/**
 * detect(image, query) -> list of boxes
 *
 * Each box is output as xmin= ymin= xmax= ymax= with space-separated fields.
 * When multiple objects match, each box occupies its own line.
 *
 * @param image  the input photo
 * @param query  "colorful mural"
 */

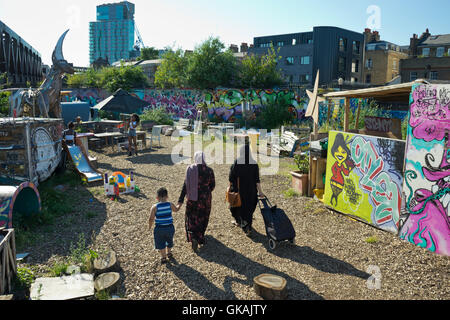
xmin=64 ymin=88 xmax=308 ymax=123
xmin=400 ymin=84 xmax=450 ymax=256
xmin=324 ymin=131 xmax=405 ymax=233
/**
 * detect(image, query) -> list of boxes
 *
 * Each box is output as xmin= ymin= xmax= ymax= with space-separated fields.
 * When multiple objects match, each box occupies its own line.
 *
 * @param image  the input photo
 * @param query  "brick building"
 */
xmin=400 ymin=29 xmax=450 ymax=82
xmin=363 ymin=29 xmax=408 ymax=85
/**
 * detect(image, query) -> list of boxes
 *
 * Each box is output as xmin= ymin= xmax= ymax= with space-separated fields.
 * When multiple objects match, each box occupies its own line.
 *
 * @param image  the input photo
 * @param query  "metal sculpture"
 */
xmin=9 ymin=30 xmax=74 ymax=119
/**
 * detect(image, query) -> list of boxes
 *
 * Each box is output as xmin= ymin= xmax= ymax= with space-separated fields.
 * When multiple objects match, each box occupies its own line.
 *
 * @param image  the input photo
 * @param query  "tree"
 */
xmin=66 ymin=65 xmax=149 ymax=92
xmin=186 ymin=37 xmax=238 ymax=90
xmin=239 ymin=44 xmax=285 ymax=89
xmin=138 ymin=47 xmax=160 ymax=61
xmin=154 ymin=48 xmax=188 ymax=89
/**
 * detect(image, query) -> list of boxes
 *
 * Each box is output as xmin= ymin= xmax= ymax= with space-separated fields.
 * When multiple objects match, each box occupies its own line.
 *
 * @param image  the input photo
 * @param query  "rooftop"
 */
xmin=419 ymin=34 xmax=450 ymax=46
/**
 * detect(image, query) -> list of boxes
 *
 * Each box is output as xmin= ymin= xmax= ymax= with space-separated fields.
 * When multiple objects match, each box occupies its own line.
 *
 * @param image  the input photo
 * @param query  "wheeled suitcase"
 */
xmin=258 ymin=197 xmax=296 ymax=250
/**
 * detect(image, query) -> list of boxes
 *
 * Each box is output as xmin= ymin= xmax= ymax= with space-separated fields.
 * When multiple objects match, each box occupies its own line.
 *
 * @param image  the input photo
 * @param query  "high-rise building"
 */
xmin=89 ymin=1 xmax=136 ymax=65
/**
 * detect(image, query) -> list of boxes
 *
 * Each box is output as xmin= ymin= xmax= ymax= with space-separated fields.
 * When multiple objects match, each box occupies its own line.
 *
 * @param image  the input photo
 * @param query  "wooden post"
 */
xmin=344 ymin=97 xmax=350 ymax=133
xmin=326 ymin=100 xmax=332 ymax=127
xmin=354 ymin=99 xmax=362 ymax=131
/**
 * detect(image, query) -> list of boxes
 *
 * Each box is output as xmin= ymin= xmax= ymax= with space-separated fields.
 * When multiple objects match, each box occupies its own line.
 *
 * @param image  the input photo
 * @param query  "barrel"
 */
xmin=0 ymin=182 xmax=41 ymax=228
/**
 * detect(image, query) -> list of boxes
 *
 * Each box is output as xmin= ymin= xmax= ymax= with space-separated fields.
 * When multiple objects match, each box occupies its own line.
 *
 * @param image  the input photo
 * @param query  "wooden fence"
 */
xmin=0 ymin=228 xmax=16 ymax=295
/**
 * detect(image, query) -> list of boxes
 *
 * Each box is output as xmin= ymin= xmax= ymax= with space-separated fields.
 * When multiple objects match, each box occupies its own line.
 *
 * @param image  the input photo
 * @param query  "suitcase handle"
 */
xmin=258 ymin=197 xmax=274 ymax=210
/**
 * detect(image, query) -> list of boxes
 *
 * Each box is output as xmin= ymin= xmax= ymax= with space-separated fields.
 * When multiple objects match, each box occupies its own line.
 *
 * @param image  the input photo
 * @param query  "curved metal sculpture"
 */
xmin=9 ymin=30 xmax=74 ymax=119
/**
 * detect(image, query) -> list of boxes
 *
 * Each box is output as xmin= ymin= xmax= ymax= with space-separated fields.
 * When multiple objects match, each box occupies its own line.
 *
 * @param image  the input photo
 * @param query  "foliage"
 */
xmin=66 ymin=65 xmax=149 ymax=93
xmin=243 ymin=99 xmax=293 ymax=129
xmin=186 ymin=37 xmax=238 ymax=90
xmin=138 ymin=47 xmax=160 ymax=61
xmin=140 ymin=107 xmax=174 ymax=125
xmin=0 ymin=72 xmax=11 ymax=89
xmin=154 ymin=48 xmax=188 ymax=89
xmin=365 ymin=236 xmax=378 ymax=244
xmin=49 ymin=262 xmax=69 ymax=277
xmin=69 ymin=233 xmax=98 ymax=273
xmin=0 ymin=91 xmax=11 ymax=116
xmin=294 ymin=153 xmax=309 ymax=174
xmin=283 ymin=188 xmax=300 ymax=198
xmin=401 ymin=116 xmax=409 ymax=140
xmin=15 ymin=267 xmax=35 ymax=289
xmin=239 ymin=44 xmax=285 ymax=88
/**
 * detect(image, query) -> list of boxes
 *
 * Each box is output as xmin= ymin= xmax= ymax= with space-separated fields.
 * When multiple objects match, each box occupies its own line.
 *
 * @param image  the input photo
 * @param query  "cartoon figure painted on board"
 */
xmin=330 ymin=133 xmax=356 ymax=207
xmin=401 ymin=132 xmax=450 ymax=255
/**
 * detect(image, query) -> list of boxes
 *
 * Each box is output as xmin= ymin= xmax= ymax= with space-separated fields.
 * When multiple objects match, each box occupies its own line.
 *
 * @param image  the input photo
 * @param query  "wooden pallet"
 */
xmin=0 ymin=229 xmax=17 ymax=295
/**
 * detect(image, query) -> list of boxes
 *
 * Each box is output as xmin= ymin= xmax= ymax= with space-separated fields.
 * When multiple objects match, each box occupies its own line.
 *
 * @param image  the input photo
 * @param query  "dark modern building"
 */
xmin=0 ymin=20 xmax=43 ymax=87
xmin=249 ymin=26 xmax=365 ymax=88
xmin=89 ymin=1 xmax=136 ymax=65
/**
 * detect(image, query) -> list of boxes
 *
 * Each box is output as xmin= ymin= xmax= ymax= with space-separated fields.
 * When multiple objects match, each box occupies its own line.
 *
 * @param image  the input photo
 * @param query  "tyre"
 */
xmin=268 ymin=239 xmax=277 ymax=250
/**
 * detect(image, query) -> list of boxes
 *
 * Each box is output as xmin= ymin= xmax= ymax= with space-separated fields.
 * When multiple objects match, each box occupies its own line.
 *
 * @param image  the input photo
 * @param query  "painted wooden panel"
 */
xmin=324 ymin=131 xmax=405 ymax=233
xmin=400 ymin=84 xmax=450 ymax=256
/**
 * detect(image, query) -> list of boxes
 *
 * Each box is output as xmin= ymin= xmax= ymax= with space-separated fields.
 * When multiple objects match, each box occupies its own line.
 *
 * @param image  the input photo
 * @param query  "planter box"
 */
xmin=290 ymin=171 xmax=309 ymax=196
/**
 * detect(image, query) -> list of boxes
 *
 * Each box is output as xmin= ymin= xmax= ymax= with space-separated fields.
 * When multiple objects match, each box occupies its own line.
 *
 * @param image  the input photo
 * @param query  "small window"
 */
xmin=366 ymin=58 xmax=373 ymax=69
xmin=393 ymin=59 xmax=398 ymax=70
xmin=410 ymin=72 xmax=418 ymax=81
xmin=300 ymin=56 xmax=310 ymax=65
xmin=339 ymin=38 xmax=347 ymax=52
xmin=353 ymin=41 xmax=360 ymax=54
xmin=430 ymin=71 xmax=438 ymax=80
xmin=292 ymin=39 xmax=297 ymax=45
xmin=422 ymin=48 xmax=430 ymax=57
xmin=308 ymin=39 xmax=314 ymax=44
xmin=338 ymin=57 xmax=346 ymax=72
xmin=277 ymin=41 xmax=284 ymax=47
xmin=286 ymin=57 xmax=294 ymax=65
xmin=366 ymin=74 xmax=372 ymax=84
xmin=437 ymin=47 xmax=445 ymax=57
xmin=351 ymin=77 xmax=357 ymax=83
xmin=352 ymin=59 xmax=359 ymax=73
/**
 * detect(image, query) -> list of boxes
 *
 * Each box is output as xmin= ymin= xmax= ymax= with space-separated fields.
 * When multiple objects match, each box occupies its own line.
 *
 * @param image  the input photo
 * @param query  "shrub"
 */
xmin=294 ymin=153 xmax=309 ymax=174
xmin=140 ymin=107 xmax=174 ymax=126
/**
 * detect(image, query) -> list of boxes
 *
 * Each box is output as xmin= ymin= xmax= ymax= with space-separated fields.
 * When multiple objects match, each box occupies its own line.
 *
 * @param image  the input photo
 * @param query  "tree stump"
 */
xmin=94 ymin=272 xmax=120 ymax=292
xmin=93 ymin=250 xmax=117 ymax=275
xmin=253 ymin=274 xmax=287 ymax=300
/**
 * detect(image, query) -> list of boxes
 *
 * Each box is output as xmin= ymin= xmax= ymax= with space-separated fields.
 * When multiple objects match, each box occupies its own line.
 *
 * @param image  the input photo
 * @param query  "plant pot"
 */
xmin=290 ymin=171 xmax=309 ymax=196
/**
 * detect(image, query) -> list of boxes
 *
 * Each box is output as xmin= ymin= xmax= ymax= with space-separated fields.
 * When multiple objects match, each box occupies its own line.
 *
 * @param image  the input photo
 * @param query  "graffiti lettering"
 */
xmin=365 ymin=116 xmax=393 ymax=133
xmin=351 ymin=136 xmax=401 ymax=226
xmin=344 ymin=178 xmax=362 ymax=205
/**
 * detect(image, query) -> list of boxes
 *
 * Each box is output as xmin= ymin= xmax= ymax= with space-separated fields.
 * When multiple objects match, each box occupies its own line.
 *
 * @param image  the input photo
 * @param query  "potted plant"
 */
xmin=290 ymin=153 xmax=309 ymax=196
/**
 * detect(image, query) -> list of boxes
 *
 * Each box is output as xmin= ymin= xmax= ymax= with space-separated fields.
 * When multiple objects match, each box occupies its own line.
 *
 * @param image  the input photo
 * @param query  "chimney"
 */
xmin=420 ymin=28 xmax=431 ymax=41
xmin=409 ymin=34 xmax=419 ymax=57
xmin=364 ymin=28 xmax=373 ymax=44
xmin=373 ymin=31 xmax=380 ymax=42
xmin=229 ymin=44 xmax=239 ymax=53
xmin=240 ymin=43 xmax=249 ymax=53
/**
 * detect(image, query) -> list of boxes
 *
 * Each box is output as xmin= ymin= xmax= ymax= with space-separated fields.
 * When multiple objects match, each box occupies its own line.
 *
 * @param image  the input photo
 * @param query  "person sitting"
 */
xmin=63 ymin=122 xmax=77 ymax=146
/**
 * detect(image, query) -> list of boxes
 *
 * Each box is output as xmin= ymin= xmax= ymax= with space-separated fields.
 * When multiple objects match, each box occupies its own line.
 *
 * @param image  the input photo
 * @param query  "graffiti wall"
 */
xmin=64 ymin=88 xmax=308 ymax=123
xmin=400 ymin=84 xmax=450 ymax=256
xmin=324 ymin=131 xmax=405 ymax=233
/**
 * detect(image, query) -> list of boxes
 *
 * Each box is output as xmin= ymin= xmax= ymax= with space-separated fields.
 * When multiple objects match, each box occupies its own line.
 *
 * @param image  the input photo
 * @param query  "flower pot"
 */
xmin=290 ymin=171 xmax=309 ymax=196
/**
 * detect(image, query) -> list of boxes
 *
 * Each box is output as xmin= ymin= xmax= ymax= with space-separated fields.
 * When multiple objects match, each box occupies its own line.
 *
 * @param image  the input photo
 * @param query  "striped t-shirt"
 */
xmin=155 ymin=202 xmax=173 ymax=226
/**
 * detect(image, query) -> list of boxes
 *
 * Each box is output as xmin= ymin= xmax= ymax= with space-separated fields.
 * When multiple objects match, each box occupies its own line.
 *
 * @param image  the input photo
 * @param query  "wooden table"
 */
xmin=94 ymin=132 xmax=125 ymax=147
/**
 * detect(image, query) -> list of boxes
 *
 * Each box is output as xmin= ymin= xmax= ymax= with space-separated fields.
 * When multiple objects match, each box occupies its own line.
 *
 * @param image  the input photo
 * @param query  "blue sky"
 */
xmin=1 ymin=0 xmax=450 ymax=67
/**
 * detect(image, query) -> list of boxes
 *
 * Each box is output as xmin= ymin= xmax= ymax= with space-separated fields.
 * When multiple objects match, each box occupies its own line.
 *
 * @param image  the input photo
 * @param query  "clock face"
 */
xmin=33 ymin=127 xmax=59 ymax=181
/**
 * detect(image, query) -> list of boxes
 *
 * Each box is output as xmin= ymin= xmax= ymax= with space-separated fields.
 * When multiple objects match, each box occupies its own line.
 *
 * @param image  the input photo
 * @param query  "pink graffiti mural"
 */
xmin=401 ymin=84 xmax=450 ymax=256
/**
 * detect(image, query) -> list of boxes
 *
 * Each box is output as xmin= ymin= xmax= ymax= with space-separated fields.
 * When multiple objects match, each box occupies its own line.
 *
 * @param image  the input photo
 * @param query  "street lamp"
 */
xmin=338 ymin=77 xmax=344 ymax=91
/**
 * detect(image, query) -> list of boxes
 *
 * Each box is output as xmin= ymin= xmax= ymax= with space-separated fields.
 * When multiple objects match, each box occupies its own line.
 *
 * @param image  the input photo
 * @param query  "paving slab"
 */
xmin=30 ymin=274 xmax=94 ymax=300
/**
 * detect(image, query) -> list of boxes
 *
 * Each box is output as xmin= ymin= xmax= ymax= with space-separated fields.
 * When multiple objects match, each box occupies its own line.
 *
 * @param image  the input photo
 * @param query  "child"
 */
xmin=128 ymin=113 xmax=140 ymax=157
xmin=63 ymin=122 xmax=77 ymax=146
xmin=149 ymin=188 xmax=182 ymax=264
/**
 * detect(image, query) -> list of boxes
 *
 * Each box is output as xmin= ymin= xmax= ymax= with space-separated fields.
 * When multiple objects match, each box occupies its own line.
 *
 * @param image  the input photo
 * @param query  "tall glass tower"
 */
xmin=89 ymin=1 xmax=136 ymax=65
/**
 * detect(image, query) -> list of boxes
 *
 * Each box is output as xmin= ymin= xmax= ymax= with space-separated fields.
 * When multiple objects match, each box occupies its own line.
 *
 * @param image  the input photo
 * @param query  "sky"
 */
xmin=1 ymin=0 xmax=450 ymax=67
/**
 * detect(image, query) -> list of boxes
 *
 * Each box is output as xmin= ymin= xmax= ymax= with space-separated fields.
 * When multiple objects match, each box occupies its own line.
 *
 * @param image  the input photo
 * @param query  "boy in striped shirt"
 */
xmin=149 ymin=188 xmax=182 ymax=264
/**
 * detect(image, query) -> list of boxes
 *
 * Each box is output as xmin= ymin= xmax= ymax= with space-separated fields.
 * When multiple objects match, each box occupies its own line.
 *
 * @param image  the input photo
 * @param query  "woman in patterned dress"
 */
xmin=178 ymin=151 xmax=216 ymax=251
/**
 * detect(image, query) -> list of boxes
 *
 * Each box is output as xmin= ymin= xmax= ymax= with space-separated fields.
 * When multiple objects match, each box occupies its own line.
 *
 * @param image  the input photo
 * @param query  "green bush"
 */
xmin=140 ymin=107 xmax=174 ymax=126
xmin=0 ymin=91 xmax=11 ymax=116
xmin=294 ymin=153 xmax=309 ymax=174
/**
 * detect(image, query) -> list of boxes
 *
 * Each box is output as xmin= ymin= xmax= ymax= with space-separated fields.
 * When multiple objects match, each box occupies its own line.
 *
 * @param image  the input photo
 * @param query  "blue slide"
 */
xmin=66 ymin=145 xmax=103 ymax=183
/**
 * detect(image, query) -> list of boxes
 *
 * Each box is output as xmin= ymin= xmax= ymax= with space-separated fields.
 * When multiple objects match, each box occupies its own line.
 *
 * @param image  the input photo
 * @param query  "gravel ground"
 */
xmin=19 ymin=136 xmax=450 ymax=300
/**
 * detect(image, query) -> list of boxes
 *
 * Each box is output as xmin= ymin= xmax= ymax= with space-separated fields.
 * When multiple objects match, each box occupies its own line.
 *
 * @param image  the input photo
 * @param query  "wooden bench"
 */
xmin=272 ymin=131 xmax=305 ymax=157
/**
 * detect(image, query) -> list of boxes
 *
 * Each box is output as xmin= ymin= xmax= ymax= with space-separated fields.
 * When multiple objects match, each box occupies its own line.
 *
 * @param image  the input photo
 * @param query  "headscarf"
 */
xmin=236 ymin=144 xmax=256 ymax=165
xmin=186 ymin=151 xmax=206 ymax=201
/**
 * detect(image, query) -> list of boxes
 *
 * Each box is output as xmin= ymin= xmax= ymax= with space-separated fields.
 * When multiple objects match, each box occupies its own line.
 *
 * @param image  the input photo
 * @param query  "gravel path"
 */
xmin=20 ymin=136 xmax=450 ymax=300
